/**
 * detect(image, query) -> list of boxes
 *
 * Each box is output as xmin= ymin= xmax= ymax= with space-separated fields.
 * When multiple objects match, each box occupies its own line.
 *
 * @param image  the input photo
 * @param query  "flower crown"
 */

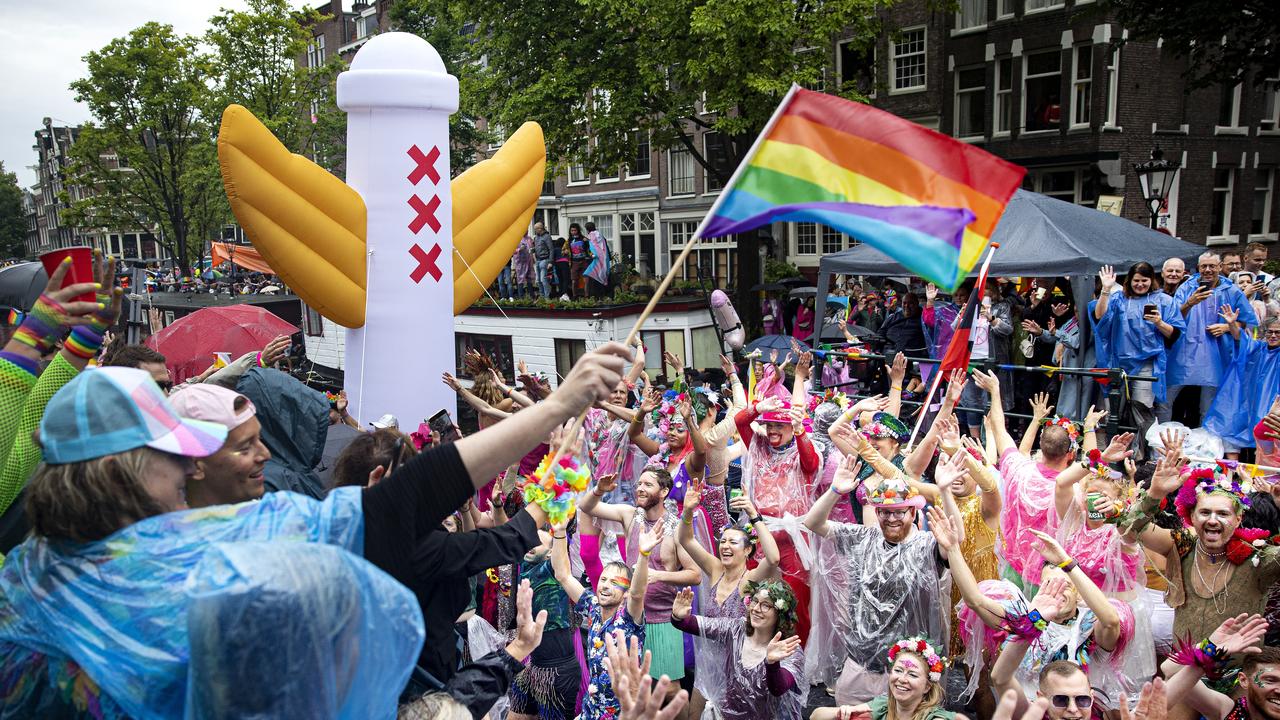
xmin=887 ymin=636 xmax=945 ymax=682
xmin=1042 ymin=415 xmax=1081 ymax=450
xmin=742 ymin=579 xmax=798 ymax=632
xmin=1174 ymin=462 xmax=1253 ymax=526
xmin=820 ymin=388 xmax=850 ymax=410
xmin=729 ymin=520 xmax=761 ymax=553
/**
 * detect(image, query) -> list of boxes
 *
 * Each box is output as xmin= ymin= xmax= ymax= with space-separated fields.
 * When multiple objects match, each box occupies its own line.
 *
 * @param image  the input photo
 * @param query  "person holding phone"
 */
xmin=1093 ymin=262 xmax=1184 ymax=442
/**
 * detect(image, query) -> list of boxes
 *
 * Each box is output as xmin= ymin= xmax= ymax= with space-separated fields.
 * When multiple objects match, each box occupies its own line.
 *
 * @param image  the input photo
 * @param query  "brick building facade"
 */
xmin=298 ymin=0 xmax=1280 ymax=286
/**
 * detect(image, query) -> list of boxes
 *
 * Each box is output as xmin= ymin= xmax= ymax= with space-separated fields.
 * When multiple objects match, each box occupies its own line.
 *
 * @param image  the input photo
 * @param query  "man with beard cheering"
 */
xmin=803 ymin=453 xmax=958 ymax=707
xmin=579 ymin=466 xmax=701 ymax=692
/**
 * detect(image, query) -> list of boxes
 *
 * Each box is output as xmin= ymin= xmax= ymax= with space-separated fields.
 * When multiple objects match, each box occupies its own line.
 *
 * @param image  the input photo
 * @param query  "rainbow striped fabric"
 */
xmin=702 ymin=87 xmax=1025 ymax=289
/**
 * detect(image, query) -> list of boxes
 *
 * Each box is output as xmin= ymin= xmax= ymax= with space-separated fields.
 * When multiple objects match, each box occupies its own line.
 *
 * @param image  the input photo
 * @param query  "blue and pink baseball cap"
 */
xmin=40 ymin=367 xmax=227 ymax=465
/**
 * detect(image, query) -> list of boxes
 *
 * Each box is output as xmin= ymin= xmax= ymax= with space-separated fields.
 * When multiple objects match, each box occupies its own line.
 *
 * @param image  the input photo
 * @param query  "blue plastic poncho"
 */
xmin=1168 ymin=274 xmax=1258 ymax=388
xmin=1096 ymin=290 xmax=1184 ymax=403
xmin=1204 ymin=334 xmax=1280 ymax=448
xmin=0 ymin=488 xmax=423 ymax=720
xmin=1088 ymin=298 xmax=1113 ymax=369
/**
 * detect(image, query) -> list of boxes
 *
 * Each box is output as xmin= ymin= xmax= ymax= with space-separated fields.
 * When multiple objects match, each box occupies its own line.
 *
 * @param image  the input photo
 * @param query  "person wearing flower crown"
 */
xmin=811 ymin=636 xmax=967 ymax=720
xmin=678 ymin=478 xmax=782 ymax=719
xmin=670 ymin=580 xmax=806 ymax=720
xmin=629 ymin=382 xmax=708 ymax=506
xmin=802 ymin=453 xmax=958 ymax=706
xmin=734 ymin=392 xmax=820 ymax=644
xmin=1125 ymin=438 xmax=1280 ymax=717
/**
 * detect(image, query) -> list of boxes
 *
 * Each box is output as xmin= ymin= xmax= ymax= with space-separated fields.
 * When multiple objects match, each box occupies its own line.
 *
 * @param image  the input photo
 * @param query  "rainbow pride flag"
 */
xmin=700 ymin=86 xmax=1025 ymax=289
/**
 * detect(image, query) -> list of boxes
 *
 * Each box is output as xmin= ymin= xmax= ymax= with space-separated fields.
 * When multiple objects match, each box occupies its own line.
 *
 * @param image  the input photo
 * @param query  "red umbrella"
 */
xmin=145 ymin=305 xmax=297 ymax=383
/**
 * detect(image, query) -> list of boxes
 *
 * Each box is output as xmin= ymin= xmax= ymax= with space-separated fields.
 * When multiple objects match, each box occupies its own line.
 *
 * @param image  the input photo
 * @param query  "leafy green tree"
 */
xmin=439 ymin=0 xmax=886 ymax=323
xmin=1096 ymin=0 xmax=1279 ymax=88
xmin=205 ymin=0 xmax=347 ymax=173
xmin=63 ymin=22 xmax=222 ymax=273
xmin=389 ymin=0 xmax=493 ymax=175
xmin=0 ymin=163 xmax=26 ymax=259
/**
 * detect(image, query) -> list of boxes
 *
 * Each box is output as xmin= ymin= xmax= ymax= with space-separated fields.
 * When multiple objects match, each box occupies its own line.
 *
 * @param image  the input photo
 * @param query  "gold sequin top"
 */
xmin=949 ymin=491 xmax=1001 ymax=658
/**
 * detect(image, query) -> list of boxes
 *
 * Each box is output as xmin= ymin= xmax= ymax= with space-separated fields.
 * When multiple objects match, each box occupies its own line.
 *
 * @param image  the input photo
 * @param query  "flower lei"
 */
xmin=1043 ymin=415 xmax=1081 ymax=451
xmin=1228 ymin=526 xmax=1271 ymax=567
xmin=887 ymin=636 xmax=946 ymax=682
xmin=520 ymin=453 xmax=592 ymax=525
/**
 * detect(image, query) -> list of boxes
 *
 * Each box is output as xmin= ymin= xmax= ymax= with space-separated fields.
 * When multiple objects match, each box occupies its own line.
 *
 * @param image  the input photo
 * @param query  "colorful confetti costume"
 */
xmin=671 ymin=615 xmax=806 ymax=720
xmin=575 ymin=589 xmax=645 ymax=720
xmin=0 ymin=490 xmax=420 ymax=719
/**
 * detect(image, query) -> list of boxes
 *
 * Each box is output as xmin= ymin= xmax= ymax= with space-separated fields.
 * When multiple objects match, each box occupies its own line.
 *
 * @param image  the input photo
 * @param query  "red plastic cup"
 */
xmin=39 ymin=246 xmax=96 ymax=303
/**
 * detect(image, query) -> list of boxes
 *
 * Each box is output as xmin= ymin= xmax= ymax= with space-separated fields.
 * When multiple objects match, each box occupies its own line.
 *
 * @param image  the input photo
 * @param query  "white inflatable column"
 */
xmin=338 ymin=33 xmax=458 ymax=429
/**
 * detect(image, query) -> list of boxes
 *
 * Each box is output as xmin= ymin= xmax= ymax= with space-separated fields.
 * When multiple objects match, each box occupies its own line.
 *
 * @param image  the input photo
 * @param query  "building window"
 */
xmin=796 ymin=48 xmax=828 ymax=92
xmin=995 ymin=58 xmax=1013 ymax=135
xmin=1261 ymin=79 xmax=1279 ymax=131
xmin=568 ymin=160 xmax=588 ymax=184
xmin=955 ymin=66 xmax=986 ymax=139
xmin=629 ymin=131 xmax=651 ymax=178
xmin=1253 ymin=169 xmax=1274 ymax=236
xmin=956 ymin=0 xmax=987 ymax=30
xmin=669 ymin=147 xmax=695 ymax=196
xmin=691 ymin=327 xmax=721 ymax=371
xmin=821 ymin=226 xmax=845 ymax=254
xmin=1071 ymin=45 xmax=1092 ymax=128
xmin=795 ymin=222 xmax=817 ymax=255
xmin=891 ymin=27 xmax=927 ymax=93
xmin=355 ymin=5 xmax=377 ymax=39
xmin=1023 ymin=50 xmax=1062 ymax=132
xmin=1103 ymin=46 xmax=1120 ymax=128
xmin=1211 ymin=168 xmax=1236 ymax=238
xmin=837 ymin=39 xmax=876 ymax=97
xmin=1218 ymin=84 xmax=1242 ymax=129
xmin=704 ymin=132 xmax=731 ymax=192
xmin=1025 ymin=0 xmax=1063 ymax=11
xmin=306 ymin=35 xmax=326 ymax=68
xmin=1024 ymin=167 xmax=1096 ymax=206
xmin=998 ymin=0 xmax=1016 ymax=19
xmin=620 ymin=212 xmax=657 ymax=275
xmin=304 ymin=303 xmax=324 ymax=337
xmin=554 ymin=339 xmax=587 ymax=381
xmin=455 ymin=333 xmax=514 ymax=380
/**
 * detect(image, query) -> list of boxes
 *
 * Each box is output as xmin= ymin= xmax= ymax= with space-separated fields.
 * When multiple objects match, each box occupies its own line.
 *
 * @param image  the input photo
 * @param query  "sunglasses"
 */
xmin=1050 ymin=694 xmax=1093 ymax=710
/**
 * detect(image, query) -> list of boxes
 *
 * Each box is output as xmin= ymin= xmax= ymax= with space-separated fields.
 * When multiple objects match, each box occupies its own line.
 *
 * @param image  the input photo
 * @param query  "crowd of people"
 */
xmin=0 ymin=247 xmax=1276 ymax=720
xmin=500 ymin=221 xmax=616 ymax=301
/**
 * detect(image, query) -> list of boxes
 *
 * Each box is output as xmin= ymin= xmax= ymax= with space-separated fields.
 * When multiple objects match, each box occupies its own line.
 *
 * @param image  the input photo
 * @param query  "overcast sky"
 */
xmin=1 ymin=0 xmax=309 ymax=189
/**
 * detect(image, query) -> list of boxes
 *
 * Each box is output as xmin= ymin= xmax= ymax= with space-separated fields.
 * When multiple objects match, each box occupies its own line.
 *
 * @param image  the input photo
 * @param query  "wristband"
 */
xmin=1004 ymin=606 xmax=1049 ymax=642
xmin=12 ymin=294 xmax=71 ymax=355
xmin=255 ymin=351 xmax=266 ymax=368
xmin=891 ymin=385 xmax=903 ymax=391
xmin=639 ymin=548 xmax=652 ymax=557
xmin=682 ymin=517 xmax=693 ymax=526
xmin=750 ymin=514 xmax=764 ymax=525
xmin=831 ymin=485 xmax=851 ymax=497
xmin=1058 ymin=559 xmax=1078 ymax=573
xmin=553 ymin=534 xmax=566 ymax=540
xmin=592 ymin=488 xmax=604 ymax=497
xmin=1170 ymin=637 xmax=1230 ymax=680
xmin=63 ymin=326 xmax=104 ymax=360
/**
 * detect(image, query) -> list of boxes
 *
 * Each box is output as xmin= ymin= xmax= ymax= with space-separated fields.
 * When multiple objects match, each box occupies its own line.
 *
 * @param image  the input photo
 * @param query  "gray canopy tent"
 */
xmin=809 ymin=189 xmax=1209 ymax=432
xmin=814 ymin=189 xmax=1208 ymax=347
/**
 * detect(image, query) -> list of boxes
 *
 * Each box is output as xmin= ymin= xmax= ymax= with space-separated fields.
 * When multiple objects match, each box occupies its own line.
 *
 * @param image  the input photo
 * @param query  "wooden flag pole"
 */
xmin=539 ymin=85 xmax=805 ymax=477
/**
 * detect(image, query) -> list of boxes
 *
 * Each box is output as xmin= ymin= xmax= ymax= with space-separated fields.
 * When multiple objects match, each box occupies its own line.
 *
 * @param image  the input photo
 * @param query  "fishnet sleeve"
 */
xmin=0 ymin=356 xmax=37 ymax=512
xmin=0 ymin=354 xmax=78 ymax=514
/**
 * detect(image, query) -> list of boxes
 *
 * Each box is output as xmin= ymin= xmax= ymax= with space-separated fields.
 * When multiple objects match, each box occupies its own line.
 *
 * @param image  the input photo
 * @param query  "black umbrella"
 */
xmin=748 ymin=282 xmax=787 ymax=292
xmin=778 ymin=277 xmax=810 ymax=287
xmin=0 ymin=263 xmax=47 ymax=312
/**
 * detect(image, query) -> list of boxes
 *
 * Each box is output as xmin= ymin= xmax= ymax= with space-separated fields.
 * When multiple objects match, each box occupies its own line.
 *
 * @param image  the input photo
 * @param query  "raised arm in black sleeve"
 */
xmin=445 ymin=650 xmax=525 ymax=720
xmin=362 ymin=442 xmax=473 ymax=585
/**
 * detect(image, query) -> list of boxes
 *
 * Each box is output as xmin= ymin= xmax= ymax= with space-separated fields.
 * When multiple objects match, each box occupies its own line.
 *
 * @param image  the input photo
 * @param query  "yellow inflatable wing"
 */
xmin=451 ymin=122 xmax=546 ymax=314
xmin=218 ymin=104 xmax=368 ymax=328
xmin=217 ymin=105 xmax=547 ymax=326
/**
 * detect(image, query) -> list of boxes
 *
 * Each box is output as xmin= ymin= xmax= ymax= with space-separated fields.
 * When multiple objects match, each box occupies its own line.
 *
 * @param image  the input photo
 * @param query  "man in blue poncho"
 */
xmin=1163 ymin=251 xmax=1258 ymax=425
xmin=1204 ymin=315 xmax=1280 ymax=457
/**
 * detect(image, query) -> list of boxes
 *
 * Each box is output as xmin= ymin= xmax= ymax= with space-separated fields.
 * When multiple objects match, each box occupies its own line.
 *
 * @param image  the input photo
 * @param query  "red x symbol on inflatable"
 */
xmin=408 ymin=194 xmax=441 ymax=234
xmin=409 ymin=243 xmax=442 ymax=284
xmin=407 ymin=145 xmax=441 ymax=185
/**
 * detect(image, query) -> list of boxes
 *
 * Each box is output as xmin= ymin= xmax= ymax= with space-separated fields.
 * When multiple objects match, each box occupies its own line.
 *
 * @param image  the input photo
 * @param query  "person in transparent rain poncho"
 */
xmin=802 ymin=452 xmax=961 ymax=707
xmin=678 ymin=477 xmax=782 ymax=719
xmin=943 ymin=498 xmax=1130 ymax=716
xmin=670 ymin=581 xmax=806 ymax=720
